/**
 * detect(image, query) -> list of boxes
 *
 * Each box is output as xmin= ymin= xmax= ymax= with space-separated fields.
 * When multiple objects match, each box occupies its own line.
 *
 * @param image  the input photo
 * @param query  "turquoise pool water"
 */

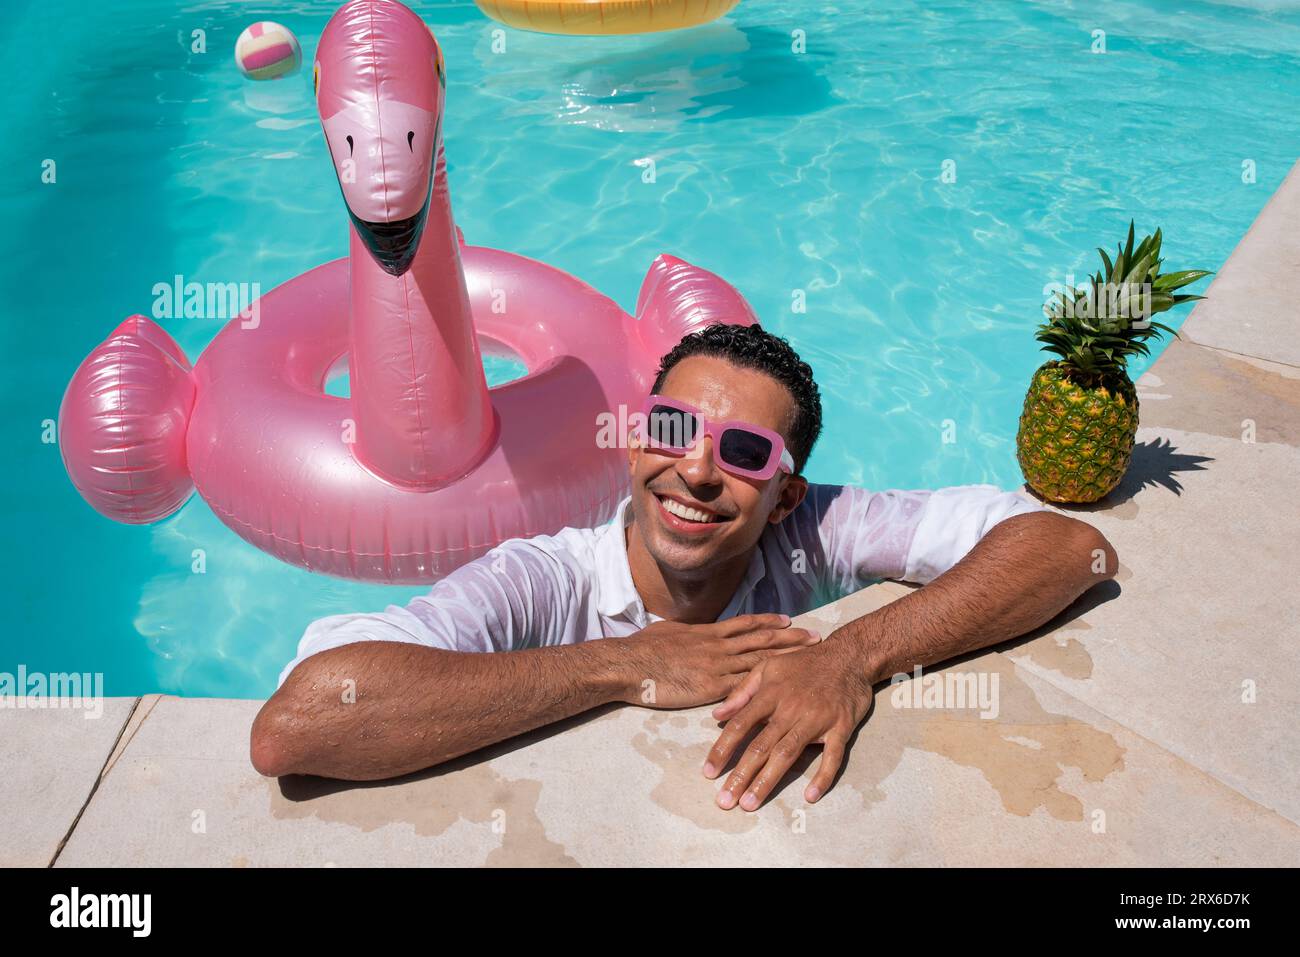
xmin=3 ymin=0 xmax=1297 ymax=698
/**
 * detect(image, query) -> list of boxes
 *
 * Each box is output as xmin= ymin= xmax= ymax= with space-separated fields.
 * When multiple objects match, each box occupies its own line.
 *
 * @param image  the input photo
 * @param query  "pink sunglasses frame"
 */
xmin=637 ymin=395 xmax=795 ymax=481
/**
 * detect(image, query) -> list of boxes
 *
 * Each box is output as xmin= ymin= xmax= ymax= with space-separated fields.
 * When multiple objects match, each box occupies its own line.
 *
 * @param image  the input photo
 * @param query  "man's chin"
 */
xmin=640 ymin=522 xmax=725 ymax=574
xmin=647 ymin=544 xmax=718 ymax=576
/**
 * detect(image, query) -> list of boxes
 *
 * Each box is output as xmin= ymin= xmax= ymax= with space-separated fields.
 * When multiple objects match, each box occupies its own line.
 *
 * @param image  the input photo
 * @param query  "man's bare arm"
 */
xmin=250 ymin=640 xmax=626 ymax=781
xmin=841 ymin=509 xmax=1117 ymax=682
xmin=250 ymin=614 xmax=816 ymax=781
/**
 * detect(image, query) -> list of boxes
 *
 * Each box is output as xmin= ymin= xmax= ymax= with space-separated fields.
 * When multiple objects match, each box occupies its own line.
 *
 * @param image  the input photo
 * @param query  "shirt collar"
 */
xmin=593 ymin=495 xmax=769 ymax=624
xmin=721 ymin=543 xmax=768 ymax=620
xmin=594 ymin=496 xmax=645 ymax=621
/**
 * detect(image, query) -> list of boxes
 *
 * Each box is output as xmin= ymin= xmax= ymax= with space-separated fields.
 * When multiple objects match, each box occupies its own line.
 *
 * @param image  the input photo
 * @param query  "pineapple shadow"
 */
xmin=1029 ymin=437 xmax=1214 ymax=512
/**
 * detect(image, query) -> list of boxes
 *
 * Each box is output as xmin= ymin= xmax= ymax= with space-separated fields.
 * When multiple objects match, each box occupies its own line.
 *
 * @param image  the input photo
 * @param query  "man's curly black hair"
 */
xmin=651 ymin=323 xmax=822 ymax=474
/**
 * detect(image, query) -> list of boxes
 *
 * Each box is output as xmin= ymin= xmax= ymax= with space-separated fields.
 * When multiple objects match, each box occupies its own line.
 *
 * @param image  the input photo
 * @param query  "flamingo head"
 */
xmin=314 ymin=0 xmax=446 ymax=276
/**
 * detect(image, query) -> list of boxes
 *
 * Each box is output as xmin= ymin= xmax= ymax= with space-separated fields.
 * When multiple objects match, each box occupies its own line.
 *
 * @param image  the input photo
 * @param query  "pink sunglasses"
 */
xmin=637 ymin=395 xmax=795 ymax=481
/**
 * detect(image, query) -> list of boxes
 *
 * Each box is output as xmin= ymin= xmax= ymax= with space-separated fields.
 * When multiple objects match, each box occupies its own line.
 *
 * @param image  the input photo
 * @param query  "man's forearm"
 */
xmin=251 ymin=639 xmax=630 ymax=780
xmin=834 ymin=511 xmax=1117 ymax=683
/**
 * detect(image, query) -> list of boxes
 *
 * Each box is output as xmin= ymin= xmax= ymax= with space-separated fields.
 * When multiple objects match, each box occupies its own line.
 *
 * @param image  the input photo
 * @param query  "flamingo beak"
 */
xmin=349 ymin=193 xmax=431 ymax=277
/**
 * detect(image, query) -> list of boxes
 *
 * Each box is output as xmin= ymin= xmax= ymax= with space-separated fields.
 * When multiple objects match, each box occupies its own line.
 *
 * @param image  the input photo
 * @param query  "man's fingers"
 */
xmin=711 ymin=613 xmax=790 ymax=638
xmin=712 ymin=667 xmax=762 ymax=720
xmin=725 ymin=649 xmax=799 ymax=674
xmin=725 ymin=651 xmax=767 ymax=674
xmin=726 ymin=627 xmax=820 ymax=653
xmin=738 ymin=724 xmax=808 ymax=811
xmin=805 ymin=734 xmax=847 ymax=804
xmin=702 ymin=697 xmax=771 ymax=781
xmin=763 ymin=643 xmax=820 ymax=658
xmin=716 ymin=719 xmax=784 ymax=810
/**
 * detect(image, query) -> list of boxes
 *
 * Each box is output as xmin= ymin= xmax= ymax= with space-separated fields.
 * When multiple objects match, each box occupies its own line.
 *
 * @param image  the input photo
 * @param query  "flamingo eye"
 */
xmin=312 ymin=63 xmax=320 ymax=98
xmin=407 ymin=130 xmax=415 ymax=152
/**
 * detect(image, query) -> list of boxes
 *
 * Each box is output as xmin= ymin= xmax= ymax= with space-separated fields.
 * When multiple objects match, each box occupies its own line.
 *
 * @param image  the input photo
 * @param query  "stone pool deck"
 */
xmin=6 ymin=168 xmax=1300 ymax=868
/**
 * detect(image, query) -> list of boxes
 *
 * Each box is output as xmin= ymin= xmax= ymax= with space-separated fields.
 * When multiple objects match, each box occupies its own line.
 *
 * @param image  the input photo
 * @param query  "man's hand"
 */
xmin=612 ymin=613 xmax=821 ymax=709
xmin=700 ymin=510 xmax=1116 ymax=811
xmin=703 ymin=638 xmax=872 ymax=810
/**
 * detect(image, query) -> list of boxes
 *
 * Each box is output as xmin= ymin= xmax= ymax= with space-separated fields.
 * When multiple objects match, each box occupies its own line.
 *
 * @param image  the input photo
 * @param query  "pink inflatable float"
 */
xmin=58 ymin=0 xmax=756 ymax=583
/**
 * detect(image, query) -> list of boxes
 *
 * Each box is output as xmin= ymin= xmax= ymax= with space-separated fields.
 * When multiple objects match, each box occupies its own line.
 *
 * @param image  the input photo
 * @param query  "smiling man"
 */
xmin=251 ymin=323 xmax=1116 ymax=809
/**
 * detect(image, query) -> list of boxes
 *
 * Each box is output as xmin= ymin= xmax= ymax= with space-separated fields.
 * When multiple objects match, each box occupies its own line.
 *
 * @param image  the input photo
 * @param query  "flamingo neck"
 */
xmin=346 ymin=144 xmax=494 ymax=489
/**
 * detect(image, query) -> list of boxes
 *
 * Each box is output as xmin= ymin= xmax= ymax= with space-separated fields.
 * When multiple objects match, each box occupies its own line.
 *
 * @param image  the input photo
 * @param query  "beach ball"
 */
xmin=235 ymin=21 xmax=302 ymax=81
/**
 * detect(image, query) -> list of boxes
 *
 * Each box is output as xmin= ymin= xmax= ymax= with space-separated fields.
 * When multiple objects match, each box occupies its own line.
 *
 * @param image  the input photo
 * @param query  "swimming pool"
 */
xmin=3 ymin=0 xmax=1297 ymax=698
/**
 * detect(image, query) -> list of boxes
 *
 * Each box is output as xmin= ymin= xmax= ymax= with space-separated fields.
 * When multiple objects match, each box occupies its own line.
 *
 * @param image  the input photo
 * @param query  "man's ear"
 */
xmin=626 ymin=427 xmax=640 ymax=474
xmin=768 ymin=474 xmax=808 ymax=525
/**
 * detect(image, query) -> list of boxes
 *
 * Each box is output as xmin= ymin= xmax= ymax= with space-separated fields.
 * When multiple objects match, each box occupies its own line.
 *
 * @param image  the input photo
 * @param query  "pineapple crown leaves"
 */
xmin=1038 ymin=221 xmax=1212 ymax=377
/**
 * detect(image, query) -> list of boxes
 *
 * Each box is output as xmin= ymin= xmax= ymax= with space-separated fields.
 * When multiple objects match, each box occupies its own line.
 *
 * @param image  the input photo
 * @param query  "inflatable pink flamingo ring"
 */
xmin=58 ymin=0 xmax=756 ymax=583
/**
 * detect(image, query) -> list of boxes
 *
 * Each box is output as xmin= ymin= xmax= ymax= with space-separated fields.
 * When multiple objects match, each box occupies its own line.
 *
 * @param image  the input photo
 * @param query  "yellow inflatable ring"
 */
xmin=475 ymin=0 xmax=741 ymax=35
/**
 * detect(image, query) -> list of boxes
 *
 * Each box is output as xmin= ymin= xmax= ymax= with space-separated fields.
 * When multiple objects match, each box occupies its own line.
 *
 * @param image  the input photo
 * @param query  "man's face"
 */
xmin=627 ymin=355 xmax=807 ymax=575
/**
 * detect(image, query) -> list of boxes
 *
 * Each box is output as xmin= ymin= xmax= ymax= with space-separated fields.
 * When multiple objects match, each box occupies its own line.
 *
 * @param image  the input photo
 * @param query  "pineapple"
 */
xmin=1016 ymin=223 xmax=1210 ymax=503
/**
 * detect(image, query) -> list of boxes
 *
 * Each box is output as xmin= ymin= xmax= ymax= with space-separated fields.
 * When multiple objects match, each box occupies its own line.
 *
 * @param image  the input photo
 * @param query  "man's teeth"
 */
xmin=660 ymin=496 xmax=716 ymax=524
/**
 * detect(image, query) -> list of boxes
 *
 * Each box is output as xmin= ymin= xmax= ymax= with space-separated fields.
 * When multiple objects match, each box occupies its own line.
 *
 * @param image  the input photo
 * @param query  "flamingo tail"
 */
xmin=634 ymin=254 xmax=759 ymax=363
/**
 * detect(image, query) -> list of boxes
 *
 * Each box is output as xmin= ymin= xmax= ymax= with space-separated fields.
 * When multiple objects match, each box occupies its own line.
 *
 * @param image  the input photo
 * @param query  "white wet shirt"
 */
xmin=279 ymin=484 xmax=1042 ymax=686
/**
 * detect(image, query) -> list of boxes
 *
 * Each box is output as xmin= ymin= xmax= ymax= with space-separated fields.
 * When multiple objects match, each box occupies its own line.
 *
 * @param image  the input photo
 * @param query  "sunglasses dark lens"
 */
xmin=647 ymin=405 xmax=700 ymax=450
xmin=719 ymin=428 xmax=773 ymax=473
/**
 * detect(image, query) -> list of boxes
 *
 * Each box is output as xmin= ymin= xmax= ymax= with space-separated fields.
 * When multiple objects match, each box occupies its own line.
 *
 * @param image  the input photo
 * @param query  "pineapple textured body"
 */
xmin=1017 ymin=362 xmax=1138 ymax=503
